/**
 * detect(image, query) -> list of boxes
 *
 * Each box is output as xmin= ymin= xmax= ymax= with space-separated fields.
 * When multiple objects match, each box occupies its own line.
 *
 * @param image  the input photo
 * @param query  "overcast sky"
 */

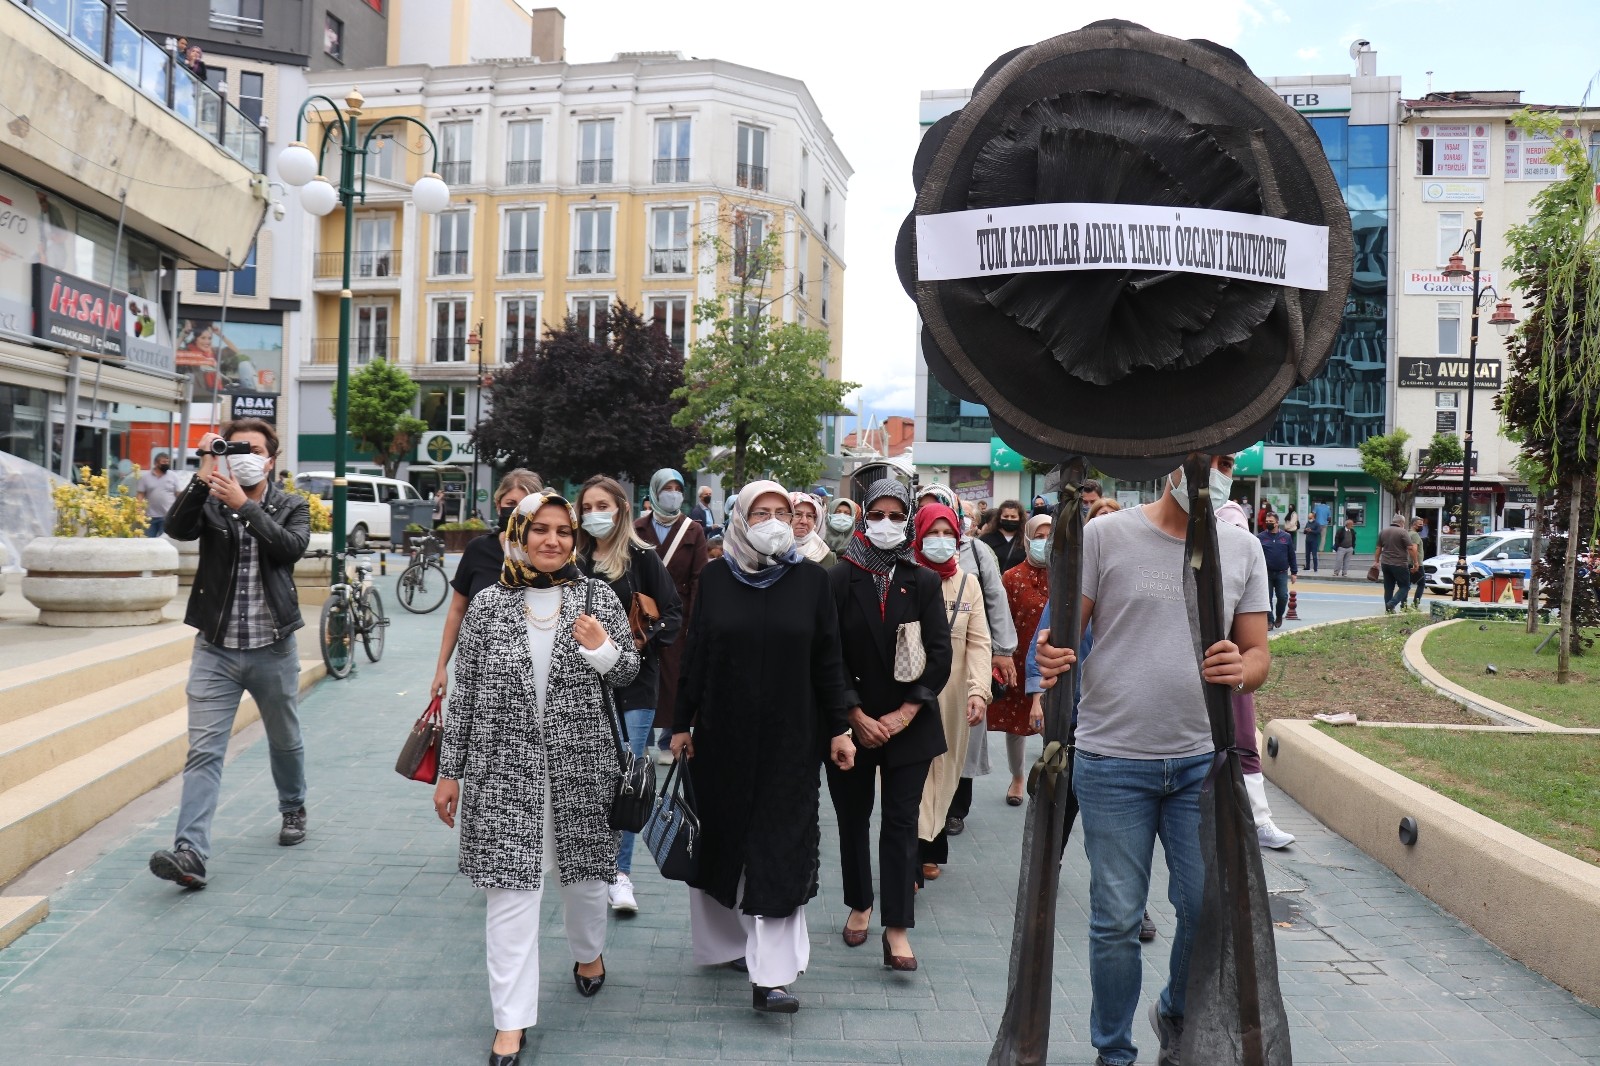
xmin=563 ymin=0 xmax=1599 ymax=423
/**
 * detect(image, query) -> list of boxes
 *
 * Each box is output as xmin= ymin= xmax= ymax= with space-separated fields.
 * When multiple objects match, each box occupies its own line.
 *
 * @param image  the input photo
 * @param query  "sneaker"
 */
xmin=278 ymin=807 xmax=307 ymax=847
xmin=1139 ymin=910 xmax=1157 ymax=942
xmin=1258 ymin=820 xmax=1297 ymax=849
xmin=609 ymin=873 xmax=639 ymax=914
xmin=1148 ymin=1001 xmax=1184 ymax=1066
xmin=945 ymin=816 xmax=965 ymax=836
xmin=1313 ymin=711 xmax=1359 ymax=727
xmin=149 ymin=845 xmax=207 ymax=890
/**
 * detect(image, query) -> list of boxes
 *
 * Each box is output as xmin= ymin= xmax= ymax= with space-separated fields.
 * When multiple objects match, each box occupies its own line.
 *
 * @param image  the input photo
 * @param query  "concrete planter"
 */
xmin=162 ymin=535 xmax=200 ymax=586
xmin=21 ymin=537 xmax=179 ymax=627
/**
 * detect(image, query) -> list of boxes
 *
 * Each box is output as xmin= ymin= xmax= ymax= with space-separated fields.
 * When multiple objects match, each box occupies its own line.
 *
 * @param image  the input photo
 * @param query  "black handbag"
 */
xmin=642 ymin=757 xmax=700 ymax=882
xmin=587 ymin=578 xmax=656 ymax=833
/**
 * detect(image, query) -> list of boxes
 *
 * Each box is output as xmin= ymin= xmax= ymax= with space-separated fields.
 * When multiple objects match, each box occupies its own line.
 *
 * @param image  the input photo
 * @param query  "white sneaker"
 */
xmin=609 ymin=874 xmax=638 ymax=913
xmin=1257 ymin=820 xmax=1296 ymax=849
xmin=1313 ymin=711 xmax=1358 ymax=726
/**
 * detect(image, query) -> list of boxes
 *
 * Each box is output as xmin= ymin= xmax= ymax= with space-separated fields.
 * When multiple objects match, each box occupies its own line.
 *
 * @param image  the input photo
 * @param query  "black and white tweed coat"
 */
xmin=439 ymin=579 xmax=640 ymax=891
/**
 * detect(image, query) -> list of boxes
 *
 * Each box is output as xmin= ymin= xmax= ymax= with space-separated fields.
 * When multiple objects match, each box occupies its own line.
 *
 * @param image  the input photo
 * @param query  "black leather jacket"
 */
xmin=164 ymin=477 xmax=310 ymax=645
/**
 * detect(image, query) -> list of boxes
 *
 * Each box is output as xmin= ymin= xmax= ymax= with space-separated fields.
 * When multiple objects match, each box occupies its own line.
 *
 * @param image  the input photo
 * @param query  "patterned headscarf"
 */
xmin=649 ymin=468 xmax=686 ymax=521
xmin=499 ymin=491 xmax=584 ymax=589
xmin=913 ymin=502 xmax=962 ymax=580
xmin=789 ymin=491 xmax=830 ymax=563
xmin=841 ymin=478 xmax=915 ymax=615
xmin=722 ymin=480 xmax=803 ymax=588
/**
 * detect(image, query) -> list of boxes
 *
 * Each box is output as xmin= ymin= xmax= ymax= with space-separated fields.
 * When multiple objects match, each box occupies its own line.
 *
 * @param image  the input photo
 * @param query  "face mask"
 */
xmin=581 ymin=512 xmax=615 ymax=538
xmin=921 ymin=536 xmax=958 ymax=564
xmin=998 ymin=518 xmax=1021 ymax=533
xmin=156 ymin=461 xmax=169 ymax=472
xmin=747 ymin=519 xmax=795 ymax=557
xmin=1266 ymin=522 xmax=1278 ymax=532
xmin=497 ymin=505 xmax=516 ymax=533
xmin=1028 ymin=537 xmax=1050 ymax=565
xmin=828 ymin=512 xmax=855 ymax=532
xmin=1170 ymin=467 xmax=1235 ymax=514
xmin=656 ymin=490 xmax=684 ymax=515
xmin=228 ymin=453 xmax=268 ymax=487
xmin=961 ymin=514 xmax=974 ymax=534
xmin=866 ymin=519 xmax=907 ymax=550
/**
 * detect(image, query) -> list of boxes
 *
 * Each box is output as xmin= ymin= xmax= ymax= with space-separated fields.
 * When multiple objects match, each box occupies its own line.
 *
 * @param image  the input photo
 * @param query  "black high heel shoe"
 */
xmin=573 ymin=957 xmax=606 ymax=997
xmin=488 ymin=1029 xmax=526 ymax=1066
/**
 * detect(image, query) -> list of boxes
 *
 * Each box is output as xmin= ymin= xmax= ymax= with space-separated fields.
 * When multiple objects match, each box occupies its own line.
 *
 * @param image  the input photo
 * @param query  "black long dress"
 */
xmin=674 ymin=558 xmax=849 ymax=918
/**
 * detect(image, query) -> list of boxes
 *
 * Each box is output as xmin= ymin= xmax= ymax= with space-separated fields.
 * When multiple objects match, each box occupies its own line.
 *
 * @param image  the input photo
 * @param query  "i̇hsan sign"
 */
xmin=32 ymin=264 xmax=125 ymax=359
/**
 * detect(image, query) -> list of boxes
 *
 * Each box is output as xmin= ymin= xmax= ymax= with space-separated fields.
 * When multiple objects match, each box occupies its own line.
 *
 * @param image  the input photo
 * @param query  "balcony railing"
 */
xmin=433 ymin=250 xmax=470 ymax=276
xmin=650 ymin=248 xmax=689 ymax=275
xmin=208 ymin=12 xmax=263 ymax=34
xmin=431 ymin=337 xmax=467 ymax=363
xmin=13 ymin=0 xmax=266 ymax=170
xmin=573 ymin=249 xmax=612 ymax=275
xmin=438 ymin=160 xmax=472 ymax=186
xmin=314 ymin=249 xmax=400 ymax=279
xmin=737 ymin=163 xmax=768 ymax=191
xmin=503 ymin=249 xmax=540 ymax=275
xmin=577 ymin=158 xmax=613 ymax=184
xmin=503 ymin=338 xmax=537 ymax=362
xmin=311 ymin=337 xmax=395 ymax=365
xmin=653 ymin=157 xmax=690 ymax=183
xmin=505 ymin=159 xmax=542 ymax=184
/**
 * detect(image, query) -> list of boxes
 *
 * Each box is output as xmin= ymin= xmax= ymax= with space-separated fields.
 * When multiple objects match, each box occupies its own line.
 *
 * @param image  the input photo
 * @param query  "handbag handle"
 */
xmin=659 ymin=756 xmax=700 ymax=831
xmin=585 ymin=577 xmax=633 ymax=769
xmin=422 ymin=694 xmax=442 ymax=720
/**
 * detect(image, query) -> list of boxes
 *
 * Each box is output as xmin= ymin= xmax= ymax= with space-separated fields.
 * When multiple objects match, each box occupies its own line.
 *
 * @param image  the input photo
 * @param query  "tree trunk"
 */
xmin=1558 ymin=474 xmax=1581 ymax=684
xmin=732 ymin=422 xmax=749 ymax=486
xmin=1526 ymin=491 xmax=1543 ymax=634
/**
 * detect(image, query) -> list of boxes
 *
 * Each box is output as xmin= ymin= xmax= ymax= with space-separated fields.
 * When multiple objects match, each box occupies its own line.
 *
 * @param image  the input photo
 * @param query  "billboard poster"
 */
xmin=948 ymin=465 xmax=994 ymax=503
xmin=177 ymin=319 xmax=282 ymax=403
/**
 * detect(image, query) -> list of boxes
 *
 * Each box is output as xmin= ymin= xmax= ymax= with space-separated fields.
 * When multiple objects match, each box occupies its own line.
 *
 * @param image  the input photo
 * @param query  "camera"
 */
xmin=204 ymin=439 xmax=253 ymax=456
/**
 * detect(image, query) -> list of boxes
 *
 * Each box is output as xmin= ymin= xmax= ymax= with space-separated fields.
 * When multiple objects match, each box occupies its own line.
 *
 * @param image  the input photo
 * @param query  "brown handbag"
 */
xmin=628 ymin=591 xmax=660 ymax=646
xmin=395 ymin=695 xmax=442 ymax=784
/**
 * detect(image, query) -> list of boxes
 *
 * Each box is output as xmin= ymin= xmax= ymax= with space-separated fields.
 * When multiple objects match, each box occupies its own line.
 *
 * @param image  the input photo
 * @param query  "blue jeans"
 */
xmin=1381 ymin=562 xmax=1411 ymax=611
xmin=1267 ymin=569 xmax=1290 ymax=623
xmin=175 ymin=636 xmax=306 ymax=860
xmin=147 ymin=516 xmax=166 ymax=537
xmin=616 ymin=708 xmax=654 ymax=875
xmin=1073 ymin=750 xmax=1210 ymax=1066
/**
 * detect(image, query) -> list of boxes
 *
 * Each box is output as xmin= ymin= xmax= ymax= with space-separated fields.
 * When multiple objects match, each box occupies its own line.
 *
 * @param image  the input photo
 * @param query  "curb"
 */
xmin=1401 ymin=619 xmax=1567 ymax=731
xmin=1262 ymin=719 xmax=1600 ymax=1006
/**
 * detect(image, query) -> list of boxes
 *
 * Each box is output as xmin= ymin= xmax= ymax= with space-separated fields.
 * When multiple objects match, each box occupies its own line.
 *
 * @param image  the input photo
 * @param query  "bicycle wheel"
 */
xmin=320 ymin=592 xmax=354 ymax=679
xmin=361 ymin=588 xmax=387 ymax=662
xmin=397 ymin=561 xmax=449 ymax=614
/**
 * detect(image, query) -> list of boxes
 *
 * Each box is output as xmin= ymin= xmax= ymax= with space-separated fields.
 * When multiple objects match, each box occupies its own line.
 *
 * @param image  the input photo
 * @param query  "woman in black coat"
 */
xmin=575 ymin=475 xmax=682 ymax=915
xmin=827 ymin=478 xmax=953 ymax=971
xmin=672 ymin=480 xmax=856 ymax=1015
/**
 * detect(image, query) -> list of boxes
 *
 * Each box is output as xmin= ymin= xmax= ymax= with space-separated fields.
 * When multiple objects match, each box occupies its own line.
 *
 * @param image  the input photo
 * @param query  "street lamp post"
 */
xmin=1440 ymin=208 xmax=1519 ymax=602
xmin=467 ymin=320 xmax=485 ymax=521
xmin=277 ymin=89 xmax=449 ymax=587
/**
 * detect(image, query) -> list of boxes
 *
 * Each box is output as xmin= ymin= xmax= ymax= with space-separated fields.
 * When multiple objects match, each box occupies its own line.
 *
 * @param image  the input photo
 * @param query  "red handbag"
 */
xmin=395 ymin=695 xmax=443 ymax=784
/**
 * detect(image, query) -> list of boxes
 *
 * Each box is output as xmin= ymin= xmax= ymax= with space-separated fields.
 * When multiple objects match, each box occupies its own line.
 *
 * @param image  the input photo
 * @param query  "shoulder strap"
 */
xmin=949 ymin=574 xmax=969 ymax=626
xmin=584 ymin=577 xmax=633 ymax=756
xmin=661 ymin=518 xmax=692 ymax=567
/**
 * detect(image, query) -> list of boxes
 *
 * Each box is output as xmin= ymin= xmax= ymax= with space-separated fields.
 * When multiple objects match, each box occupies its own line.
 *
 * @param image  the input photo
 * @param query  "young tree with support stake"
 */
xmin=1357 ymin=428 xmax=1464 ymax=521
xmin=339 ymin=358 xmax=427 ymax=479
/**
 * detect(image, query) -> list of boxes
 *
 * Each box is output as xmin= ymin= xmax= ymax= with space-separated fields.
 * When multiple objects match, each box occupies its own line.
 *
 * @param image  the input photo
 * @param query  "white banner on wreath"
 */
xmin=915 ymin=202 xmax=1331 ymax=290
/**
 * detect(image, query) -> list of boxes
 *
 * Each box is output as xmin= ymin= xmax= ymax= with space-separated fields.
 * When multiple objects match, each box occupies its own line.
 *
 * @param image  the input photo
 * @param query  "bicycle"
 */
xmin=396 ymin=532 xmax=449 ymax=614
xmin=320 ymin=553 xmax=388 ymax=679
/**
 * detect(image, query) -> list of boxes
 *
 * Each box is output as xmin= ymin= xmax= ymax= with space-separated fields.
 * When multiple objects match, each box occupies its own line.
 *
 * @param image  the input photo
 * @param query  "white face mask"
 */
xmin=229 ymin=453 xmax=268 ymax=487
xmin=1170 ymin=466 xmax=1234 ymax=514
xmin=865 ymin=519 xmax=907 ymax=550
xmin=921 ymin=536 xmax=958 ymax=564
xmin=747 ymin=518 xmax=794 ymax=557
xmin=656 ymin=490 xmax=684 ymax=515
xmin=828 ymin=512 xmax=855 ymax=532
xmin=1027 ymin=537 xmax=1050 ymax=565
xmin=581 ymin=512 xmax=615 ymax=538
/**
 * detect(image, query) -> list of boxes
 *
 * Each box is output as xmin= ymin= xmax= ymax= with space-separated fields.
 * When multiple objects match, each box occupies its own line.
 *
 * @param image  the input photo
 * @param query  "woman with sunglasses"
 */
xmin=827 ymin=479 xmax=952 ymax=972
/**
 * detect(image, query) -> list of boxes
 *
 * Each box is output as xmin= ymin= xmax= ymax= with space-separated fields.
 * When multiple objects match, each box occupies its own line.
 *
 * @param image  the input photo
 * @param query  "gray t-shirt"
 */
xmin=1077 ymin=506 xmax=1270 ymax=760
xmin=137 ymin=468 xmax=184 ymax=518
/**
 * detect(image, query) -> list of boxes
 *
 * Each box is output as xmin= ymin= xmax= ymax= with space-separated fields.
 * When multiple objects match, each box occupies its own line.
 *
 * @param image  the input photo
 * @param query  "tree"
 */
xmin=1357 ymin=428 xmax=1463 ymax=520
xmin=1499 ymin=109 xmax=1600 ymax=677
xmin=472 ymin=302 xmax=691 ymax=485
xmin=674 ymin=211 xmax=856 ymax=486
xmin=339 ymin=358 xmax=427 ymax=478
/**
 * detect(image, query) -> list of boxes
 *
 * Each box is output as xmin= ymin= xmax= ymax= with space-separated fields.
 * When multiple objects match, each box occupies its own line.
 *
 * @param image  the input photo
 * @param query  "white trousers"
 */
xmin=483 ymin=773 xmax=609 ymax=1032
xmin=688 ymin=881 xmax=809 ymax=989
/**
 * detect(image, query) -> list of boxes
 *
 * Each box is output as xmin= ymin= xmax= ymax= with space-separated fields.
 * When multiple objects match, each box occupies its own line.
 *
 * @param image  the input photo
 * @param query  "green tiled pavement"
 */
xmin=1 ymin=595 xmax=1598 ymax=1064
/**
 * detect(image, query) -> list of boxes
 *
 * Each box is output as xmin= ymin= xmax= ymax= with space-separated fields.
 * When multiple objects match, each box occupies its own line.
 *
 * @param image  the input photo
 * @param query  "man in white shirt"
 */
xmin=136 ymin=452 xmax=185 ymax=537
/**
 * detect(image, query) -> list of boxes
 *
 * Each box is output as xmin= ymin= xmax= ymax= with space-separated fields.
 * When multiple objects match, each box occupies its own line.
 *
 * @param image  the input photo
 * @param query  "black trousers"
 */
xmin=827 ymin=751 xmax=932 ymax=929
xmin=948 ymin=776 xmax=974 ymax=820
xmin=919 ymin=830 xmax=949 ymax=868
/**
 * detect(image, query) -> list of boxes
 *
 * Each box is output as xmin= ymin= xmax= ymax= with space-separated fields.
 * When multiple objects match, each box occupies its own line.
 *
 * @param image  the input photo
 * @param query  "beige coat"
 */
xmin=918 ymin=570 xmax=992 ymax=841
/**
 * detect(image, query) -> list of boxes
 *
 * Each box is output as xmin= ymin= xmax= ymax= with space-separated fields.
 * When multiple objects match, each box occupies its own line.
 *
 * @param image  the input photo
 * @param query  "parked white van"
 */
xmin=295 ymin=472 xmax=423 ymax=549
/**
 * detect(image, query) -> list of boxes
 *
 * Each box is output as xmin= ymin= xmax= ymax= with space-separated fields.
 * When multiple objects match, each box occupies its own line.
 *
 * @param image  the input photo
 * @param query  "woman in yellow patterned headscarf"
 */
xmin=499 ymin=490 xmax=585 ymax=589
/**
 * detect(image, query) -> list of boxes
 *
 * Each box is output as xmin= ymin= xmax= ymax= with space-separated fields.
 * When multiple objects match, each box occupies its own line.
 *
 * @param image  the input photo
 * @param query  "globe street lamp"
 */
xmin=1439 ymin=208 xmax=1519 ymax=602
xmin=279 ymin=87 xmax=448 ymax=592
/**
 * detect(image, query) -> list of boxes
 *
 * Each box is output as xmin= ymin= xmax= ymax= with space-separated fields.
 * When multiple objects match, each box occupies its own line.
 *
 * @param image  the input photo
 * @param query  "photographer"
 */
xmin=147 ymin=419 xmax=311 ymax=891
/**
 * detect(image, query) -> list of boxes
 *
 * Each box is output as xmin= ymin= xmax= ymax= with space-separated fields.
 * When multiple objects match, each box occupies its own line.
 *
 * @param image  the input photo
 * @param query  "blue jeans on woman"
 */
xmin=617 ymin=708 xmax=654 ymax=875
xmin=1072 ymin=749 xmax=1210 ymax=1066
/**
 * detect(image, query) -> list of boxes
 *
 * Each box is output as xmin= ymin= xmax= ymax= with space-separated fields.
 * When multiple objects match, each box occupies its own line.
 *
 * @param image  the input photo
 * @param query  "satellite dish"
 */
xmin=1349 ymin=38 xmax=1372 ymax=60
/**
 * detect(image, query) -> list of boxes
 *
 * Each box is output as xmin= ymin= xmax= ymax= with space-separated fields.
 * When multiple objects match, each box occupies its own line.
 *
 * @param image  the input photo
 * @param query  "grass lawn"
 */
xmin=1330 ymin=727 xmax=1600 ymax=866
xmin=1257 ymin=617 xmax=1481 ymax=727
xmin=1423 ymin=622 xmax=1600 ymax=729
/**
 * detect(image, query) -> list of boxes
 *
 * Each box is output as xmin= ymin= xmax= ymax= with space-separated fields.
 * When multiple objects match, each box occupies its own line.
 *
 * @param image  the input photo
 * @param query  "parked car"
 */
xmin=1421 ymin=530 xmax=1533 ymax=594
xmin=295 ymin=471 xmax=423 ymax=550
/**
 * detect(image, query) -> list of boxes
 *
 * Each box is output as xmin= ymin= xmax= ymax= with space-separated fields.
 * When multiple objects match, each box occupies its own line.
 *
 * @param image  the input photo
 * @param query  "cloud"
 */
xmin=1297 ymin=46 xmax=1320 ymax=60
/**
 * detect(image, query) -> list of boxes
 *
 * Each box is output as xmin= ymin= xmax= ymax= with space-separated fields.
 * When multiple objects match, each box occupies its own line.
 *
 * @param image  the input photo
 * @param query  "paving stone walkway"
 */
xmin=1 ymin=591 xmax=1597 ymax=1064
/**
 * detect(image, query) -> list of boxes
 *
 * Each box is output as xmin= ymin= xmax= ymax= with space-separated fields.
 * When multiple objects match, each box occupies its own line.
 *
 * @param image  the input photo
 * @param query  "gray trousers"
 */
xmin=174 ymin=635 xmax=306 ymax=860
xmin=1333 ymin=547 xmax=1354 ymax=577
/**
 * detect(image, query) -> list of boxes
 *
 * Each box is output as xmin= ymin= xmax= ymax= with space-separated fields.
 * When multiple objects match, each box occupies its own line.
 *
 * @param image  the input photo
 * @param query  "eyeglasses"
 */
xmin=748 ymin=509 xmax=794 ymax=523
xmin=865 ymin=510 xmax=907 ymax=522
